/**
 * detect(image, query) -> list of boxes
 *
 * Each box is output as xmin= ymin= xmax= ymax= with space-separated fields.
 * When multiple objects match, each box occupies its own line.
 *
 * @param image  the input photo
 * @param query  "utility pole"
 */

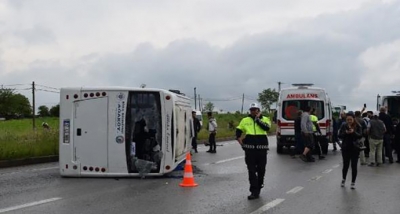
xmin=32 ymin=81 xmax=36 ymax=130
xmin=198 ymin=94 xmax=201 ymax=111
xmin=194 ymin=87 xmax=197 ymax=110
xmin=241 ymin=93 xmax=244 ymax=114
xmin=276 ymin=81 xmax=283 ymax=109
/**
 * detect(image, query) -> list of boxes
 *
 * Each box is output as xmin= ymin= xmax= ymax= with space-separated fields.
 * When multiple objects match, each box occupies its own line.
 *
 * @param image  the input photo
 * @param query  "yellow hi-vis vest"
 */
xmin=237 ymin=116 xmax=271 ymax=135
xmin=310 ymin=115 xmax=318 ymax=132
xmin=236 ymin=116 xmax=271 ymax=149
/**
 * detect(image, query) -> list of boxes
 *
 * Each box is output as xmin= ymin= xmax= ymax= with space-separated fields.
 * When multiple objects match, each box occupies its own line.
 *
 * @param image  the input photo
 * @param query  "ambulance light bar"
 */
xmin=292 ymin=83 xmax=314 ymax=87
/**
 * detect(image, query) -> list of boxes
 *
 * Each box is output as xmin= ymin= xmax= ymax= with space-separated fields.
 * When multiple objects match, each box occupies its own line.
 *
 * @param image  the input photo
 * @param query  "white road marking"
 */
xmin=250 ymin=198 xmax=285 ymax=214
xmin=332 ymin=164 xmax=340 ymax=168
xmin=322 ymin=169 xmax=333 ymax=174
xmin=0 ymin=198 xmax=62 ymax=213
xmin=309 ymin=175 xmax=323 ymax=181
xmin=204 ymin=156 xmax=245 ymax=165
xmin=286 ymin=186 xmax=304 ymax=194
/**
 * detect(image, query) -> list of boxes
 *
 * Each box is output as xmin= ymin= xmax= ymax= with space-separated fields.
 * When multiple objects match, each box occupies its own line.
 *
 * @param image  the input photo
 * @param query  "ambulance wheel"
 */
xmin=277 ymin=145 xmax=284 ymax=154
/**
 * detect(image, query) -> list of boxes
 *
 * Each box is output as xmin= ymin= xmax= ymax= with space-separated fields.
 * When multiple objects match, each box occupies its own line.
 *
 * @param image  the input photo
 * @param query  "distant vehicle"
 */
xmin=59 ymin=87 xmax=194 ymax=177
xmin=377 ymin=91 xmax=400 ymax=118
xmin=333 ymin=105 xmax=346 ymax=115
xmin=275 ymin=83 xmax=333 ymax=154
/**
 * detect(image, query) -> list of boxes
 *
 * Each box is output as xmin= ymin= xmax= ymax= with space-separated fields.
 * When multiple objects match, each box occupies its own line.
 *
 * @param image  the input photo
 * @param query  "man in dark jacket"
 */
xmin=379 ymin=107 xmax=394 ymax=163
xmin=332 ymin=116 xmax=339 ymax=151
xmin=393 ymin=118 xmax=400 ymax=163
xmin=293 ymin=110 xmax=304 ymax=156
xmin=192 ymin=111 xmax=201 ymax=153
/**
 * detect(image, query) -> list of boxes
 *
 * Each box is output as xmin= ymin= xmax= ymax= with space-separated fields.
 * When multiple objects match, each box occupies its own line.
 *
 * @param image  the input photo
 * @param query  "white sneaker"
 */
xmin=351 ymin=183 xmax=356 ymax=189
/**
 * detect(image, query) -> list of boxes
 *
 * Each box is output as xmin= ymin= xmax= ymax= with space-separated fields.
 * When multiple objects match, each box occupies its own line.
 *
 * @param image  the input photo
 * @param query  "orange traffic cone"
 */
xmin=179 ymin=153 xmax=198 ymax=187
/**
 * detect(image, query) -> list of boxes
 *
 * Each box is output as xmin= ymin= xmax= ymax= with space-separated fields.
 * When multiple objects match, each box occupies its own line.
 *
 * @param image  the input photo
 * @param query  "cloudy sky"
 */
xmin=1 ymin=0 xmax=399 ymax=113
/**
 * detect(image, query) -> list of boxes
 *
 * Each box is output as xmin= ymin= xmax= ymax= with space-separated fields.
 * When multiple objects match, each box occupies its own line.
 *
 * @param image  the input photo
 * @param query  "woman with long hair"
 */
xmin=338 ymin=112 xmax=362 ymax=189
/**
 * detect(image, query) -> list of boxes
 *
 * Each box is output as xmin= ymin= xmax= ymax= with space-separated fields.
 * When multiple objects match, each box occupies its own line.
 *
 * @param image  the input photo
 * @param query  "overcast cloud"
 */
xmin=0 ymin=0 xmax=399 ymax=112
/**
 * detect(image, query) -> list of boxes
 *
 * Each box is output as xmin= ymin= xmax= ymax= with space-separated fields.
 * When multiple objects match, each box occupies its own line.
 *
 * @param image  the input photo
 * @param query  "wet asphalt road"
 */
xmin=1 ymin=137 xmax=400 ymax=214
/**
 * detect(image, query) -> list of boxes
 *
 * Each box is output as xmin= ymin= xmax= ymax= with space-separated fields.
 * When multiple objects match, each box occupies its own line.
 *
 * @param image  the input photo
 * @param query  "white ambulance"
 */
xmin=377 ymin=91 xmax=400 ymax=119
xmin=274 ymin=84 xmax=333 ymax=154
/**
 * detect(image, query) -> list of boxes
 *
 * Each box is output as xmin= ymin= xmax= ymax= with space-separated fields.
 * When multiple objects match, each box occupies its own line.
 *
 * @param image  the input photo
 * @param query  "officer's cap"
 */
xmin=249 ymin=103 xmax=260 ymax=110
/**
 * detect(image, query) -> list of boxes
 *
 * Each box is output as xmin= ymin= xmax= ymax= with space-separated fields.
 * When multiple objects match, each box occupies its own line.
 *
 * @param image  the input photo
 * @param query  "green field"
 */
xmin=0 ymin=114 xmax=276 ymax=161
xmin=0 ymin=118 xmax=59 ymax=161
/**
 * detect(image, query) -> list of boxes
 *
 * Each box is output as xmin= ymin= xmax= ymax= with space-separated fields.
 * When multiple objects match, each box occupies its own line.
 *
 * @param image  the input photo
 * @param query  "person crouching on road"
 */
xmin=339 ymin=112 xmax=362 ymax=189
xmin=236 ymin=103 xmax=271 ymax=200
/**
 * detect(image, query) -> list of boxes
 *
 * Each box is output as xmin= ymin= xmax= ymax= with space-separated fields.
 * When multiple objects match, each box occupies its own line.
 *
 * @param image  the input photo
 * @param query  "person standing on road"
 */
xmin=291 ymin=110 xmax=304 ymax=157
xmin=393 ymin=118 xmax=400 ymax=163
xmin=379 ymin=107 xmax=394 ymax=163
xmin=362 ymin=112 xmax=371 ymax=158
xmin=368 ymin=111 xmax=386 ymax=166
xmin=332 ymin=115 xmax=339 ymax=151
xmin=236 ymin=103 xmax=271 ymax=200
xmin=300 ymin=106 xmax=315 ymax=162
xmin=192 ymin=110 xmax=201 ymax=153
xmin=339 ymin=112 xmax=362 ymax=189
xmin=206 ymin=112 xmax=218 ymax=153
xmin=310 ymin=108 xmax=325 ymax=160
xmin=355 ymin=111 xmax=368 ymax=165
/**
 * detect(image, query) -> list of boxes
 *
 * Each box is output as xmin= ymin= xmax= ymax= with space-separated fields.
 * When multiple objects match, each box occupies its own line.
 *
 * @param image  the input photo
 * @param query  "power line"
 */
xmin=36 ymin=89 xmax=60 ymax=94
xmin=35 ymin=84 xmax=60 ymax=90
xmin=13 ymin=88 xmax=32 ymax=91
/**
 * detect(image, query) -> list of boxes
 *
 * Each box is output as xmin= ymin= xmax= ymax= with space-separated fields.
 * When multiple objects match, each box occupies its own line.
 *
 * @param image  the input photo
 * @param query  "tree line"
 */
xmin=0 ymin=88 xmax=59 ymax=119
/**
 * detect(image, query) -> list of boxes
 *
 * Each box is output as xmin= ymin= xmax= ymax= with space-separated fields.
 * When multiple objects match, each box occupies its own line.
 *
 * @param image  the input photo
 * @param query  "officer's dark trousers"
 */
xmin=192 ymin=136 xmax=198 ymax=151
xmin=209 ymin=133 xmax=216 ymax=152
xmin=245 ymin=149 xmax=267 ymax=195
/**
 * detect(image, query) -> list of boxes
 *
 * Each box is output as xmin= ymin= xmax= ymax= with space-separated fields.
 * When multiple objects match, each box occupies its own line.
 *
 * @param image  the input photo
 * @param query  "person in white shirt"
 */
xmin=206 ymin=112 xmax=218 ymax=153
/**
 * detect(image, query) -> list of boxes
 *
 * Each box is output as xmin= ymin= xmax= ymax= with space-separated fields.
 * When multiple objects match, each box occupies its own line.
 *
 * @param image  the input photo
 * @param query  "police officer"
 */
xmin=236 ymin=103 xmax=271 ymax=200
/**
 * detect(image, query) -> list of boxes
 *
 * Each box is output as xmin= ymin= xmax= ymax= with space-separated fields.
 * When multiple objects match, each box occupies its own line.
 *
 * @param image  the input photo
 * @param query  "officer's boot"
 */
xmin=248 ymin=190 xmax=260 ymax=200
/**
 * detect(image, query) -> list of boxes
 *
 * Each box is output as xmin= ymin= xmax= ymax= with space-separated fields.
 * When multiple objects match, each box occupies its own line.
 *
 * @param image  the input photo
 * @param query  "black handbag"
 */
xmin=353 ymin=140 xmax=366 ymax=151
